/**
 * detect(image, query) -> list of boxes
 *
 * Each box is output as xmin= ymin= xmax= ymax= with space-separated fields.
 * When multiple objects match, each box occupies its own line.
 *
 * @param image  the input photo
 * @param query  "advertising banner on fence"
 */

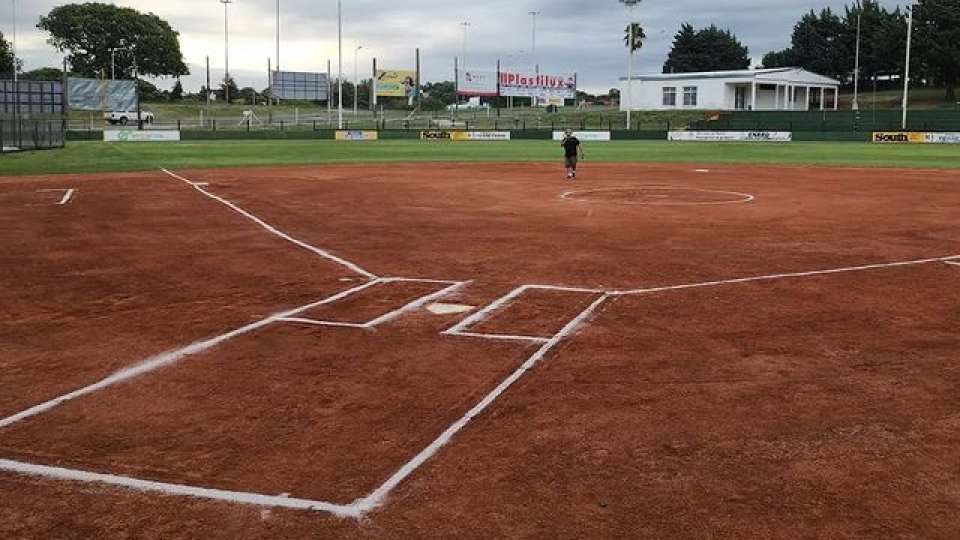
xmin=552 ymin=131 xmax=611 ymax=142
xmin=375 ymin=69 xmax=417 ymax=98
xmin=335 ymin=130 xmax=378 ymax=141
xmin=500 ymin=71 xmax=576 ymax=100
xmin=457 ymin=69 xmax=498 ymax=97
xmin=420 ymin=131 xmax=511 ymax=141
xmin=924 ymin=132 xmax=960 ymax=144
xmin=103 ymin=130 xmax=180 ymax=142
xmin=68 ymin=78 xmax=136 ymax=111
xmin=668 ymin=131 xmax=793 ymax=142
xmin=871 ymin=131 xmax=926 ymax=143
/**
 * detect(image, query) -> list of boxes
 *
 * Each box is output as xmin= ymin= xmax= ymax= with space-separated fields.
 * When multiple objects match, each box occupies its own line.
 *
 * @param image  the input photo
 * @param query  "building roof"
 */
xmin=622 ymin=67 xmax=840 ymax=86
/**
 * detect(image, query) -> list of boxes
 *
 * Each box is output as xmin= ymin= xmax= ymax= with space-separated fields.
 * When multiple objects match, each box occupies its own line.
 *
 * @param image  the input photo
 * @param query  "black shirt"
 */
xmin=562 ymin=136 xmax=580 ymax=157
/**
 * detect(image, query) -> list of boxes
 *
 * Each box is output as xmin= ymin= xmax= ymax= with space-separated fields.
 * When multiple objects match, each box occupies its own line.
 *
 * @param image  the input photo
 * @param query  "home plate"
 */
xmin=694 ymin=169 xmax=710 ymax=173
xmin=426 ymin=302 xmax=475 ymax=315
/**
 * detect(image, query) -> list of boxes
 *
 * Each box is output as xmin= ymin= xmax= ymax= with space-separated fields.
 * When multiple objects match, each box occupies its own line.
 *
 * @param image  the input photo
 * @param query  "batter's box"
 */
xmin=279 ymin=277 xmax=465 ymax=329
xmin=444 ymin=285 xmax=604 ymax=343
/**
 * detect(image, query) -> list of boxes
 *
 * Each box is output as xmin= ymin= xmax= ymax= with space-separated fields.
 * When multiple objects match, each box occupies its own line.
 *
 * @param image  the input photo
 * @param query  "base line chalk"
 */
xmin=0 ymin=280 xmax=382 ymax=429
xmin=0 ymin=459 xmax=361 ymax=517
xmin=161 ymin=168 xmax=377 ymax=279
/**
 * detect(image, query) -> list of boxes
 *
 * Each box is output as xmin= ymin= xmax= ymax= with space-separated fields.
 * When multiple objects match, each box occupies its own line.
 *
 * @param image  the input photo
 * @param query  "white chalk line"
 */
xmin=363 ymin=281 xmax=468 ymax=328
xmin=613 ymin=254 xmax=960 ymax=296
xmin=448 ymin=331 xmax=550 ymax=343
xmin=36 ymin=188 xmax=76 ymax=205
xmin=160 ymin=168 xmax=377 ymax=279
xmin=0 ymin=459 xmax=361 ymax=518
xmin=278 ymin=318 xmax=368 ymax=329
xmin=0 ymin=280 xmax=383 ymax=430
xmin=944 ymin=260 xmax=960 ymax=267
xmin=560 ymin=185 xmax=755 ymax=206
xmin=353 ymin=293 xmax=611 ymax=515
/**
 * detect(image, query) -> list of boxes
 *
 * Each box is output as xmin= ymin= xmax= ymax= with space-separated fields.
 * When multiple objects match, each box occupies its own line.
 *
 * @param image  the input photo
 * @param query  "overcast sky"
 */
xmin=3 ymin=0 xmax=908 ymax=94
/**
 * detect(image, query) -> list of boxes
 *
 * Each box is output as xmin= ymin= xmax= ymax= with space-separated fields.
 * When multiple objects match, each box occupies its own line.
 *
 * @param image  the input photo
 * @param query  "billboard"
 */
xmin=273 ymin=71 xmax=329 ymax=101
xmin=335 ymin=130 xmax=378 ymax=141
xmin=499 ymin=71 xmax=575 ymax=100
xmin=457 ymin=69 xmax=497 ymax=97
xmin=104 ymin=130 xmax=180 ymax=142
xmin=419 ymin=131 xmax=510 ymax=141
xmin=375 ymin=69 xmax=417 ymax=98
xmin=67 ymin=78 xmax=136 ymax=111
xmin=668 ymin=131 xmax=793 ymax=142
xmin=552 ymin=131 xmax=611 ymax=142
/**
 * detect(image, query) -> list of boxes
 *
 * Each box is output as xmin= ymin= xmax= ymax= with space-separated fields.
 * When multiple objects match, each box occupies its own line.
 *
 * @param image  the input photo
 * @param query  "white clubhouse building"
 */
xmin=619 ymin=67 xmax=841 ymax=111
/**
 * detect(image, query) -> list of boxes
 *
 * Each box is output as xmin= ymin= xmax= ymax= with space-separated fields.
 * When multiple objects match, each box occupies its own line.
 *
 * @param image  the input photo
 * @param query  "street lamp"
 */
xmin=620 ymin=0 xmax=641 ymax=130
xmin=354 ymin=45 xmax=362 ymax=116
xmin=220 ymin=0 xmax=232 ymax=103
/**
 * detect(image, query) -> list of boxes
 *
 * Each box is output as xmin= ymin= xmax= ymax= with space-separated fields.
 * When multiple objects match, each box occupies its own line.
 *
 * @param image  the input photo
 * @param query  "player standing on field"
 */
xmin=561 ymin=129 xmax=584 ymax=180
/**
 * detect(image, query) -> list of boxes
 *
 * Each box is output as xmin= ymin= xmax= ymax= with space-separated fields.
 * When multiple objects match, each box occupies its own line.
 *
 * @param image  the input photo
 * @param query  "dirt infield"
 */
xmin=1 ymin=162 xmax=958 ymax=539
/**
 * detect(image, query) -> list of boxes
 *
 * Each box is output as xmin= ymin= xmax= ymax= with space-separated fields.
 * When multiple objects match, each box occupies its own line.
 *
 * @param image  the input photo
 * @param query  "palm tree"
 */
xmin=624 ymin=22 xmax=646 ymax=54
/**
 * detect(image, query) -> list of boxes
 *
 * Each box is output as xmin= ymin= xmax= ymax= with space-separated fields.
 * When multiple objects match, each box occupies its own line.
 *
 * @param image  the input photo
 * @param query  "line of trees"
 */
xmin=763 ymin=0 xmax=959 ymax=100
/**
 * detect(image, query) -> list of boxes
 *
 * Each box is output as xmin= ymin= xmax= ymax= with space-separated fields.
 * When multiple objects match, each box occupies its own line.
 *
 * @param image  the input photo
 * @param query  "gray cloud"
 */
xmin=3 ymin=0 xmax=909 ymax=94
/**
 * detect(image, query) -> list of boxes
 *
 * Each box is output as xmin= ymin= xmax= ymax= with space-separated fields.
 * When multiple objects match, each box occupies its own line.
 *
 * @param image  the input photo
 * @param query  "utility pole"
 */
xmin=354 ymin=45 xmax=362 ymax=116
xmin=337 ymin=0 xmax=343 ymax=129
xmin=11 ymin=0 xmax=18 ymax=83
xmin=460 ymin=21 xmax=471 ymax=68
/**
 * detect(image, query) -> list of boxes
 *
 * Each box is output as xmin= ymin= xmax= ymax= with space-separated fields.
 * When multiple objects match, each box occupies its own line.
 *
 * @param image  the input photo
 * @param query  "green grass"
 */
xmin=2 ymin=140 xmax=958 ymax=177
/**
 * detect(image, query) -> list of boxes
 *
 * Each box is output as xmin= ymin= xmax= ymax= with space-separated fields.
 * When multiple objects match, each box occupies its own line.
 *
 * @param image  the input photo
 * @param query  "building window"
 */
xmin=683 ymin=86 xmax=698 ymax=106
xmin=662 ymin=87 xmax=677 ymax=106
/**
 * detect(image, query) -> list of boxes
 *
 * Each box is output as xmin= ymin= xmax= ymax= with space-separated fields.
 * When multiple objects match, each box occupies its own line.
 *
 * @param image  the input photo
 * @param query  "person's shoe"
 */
xmin=566 ymin=173 xmax=573 ymax=179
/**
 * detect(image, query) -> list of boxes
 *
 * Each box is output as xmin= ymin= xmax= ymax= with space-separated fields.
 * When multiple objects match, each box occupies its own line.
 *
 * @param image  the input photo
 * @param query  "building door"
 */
xmin=734 ymin=86 xmax=747 ymax=110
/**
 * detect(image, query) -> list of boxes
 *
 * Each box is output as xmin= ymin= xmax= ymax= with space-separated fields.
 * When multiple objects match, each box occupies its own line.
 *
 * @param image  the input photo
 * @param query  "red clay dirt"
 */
xmin=1 ymin=162 xmax=959 ymax=539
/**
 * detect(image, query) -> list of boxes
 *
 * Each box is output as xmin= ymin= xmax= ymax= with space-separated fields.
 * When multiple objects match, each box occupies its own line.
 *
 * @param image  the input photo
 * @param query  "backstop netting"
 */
xmin=1 ymin=79 xmax=66 ymax=152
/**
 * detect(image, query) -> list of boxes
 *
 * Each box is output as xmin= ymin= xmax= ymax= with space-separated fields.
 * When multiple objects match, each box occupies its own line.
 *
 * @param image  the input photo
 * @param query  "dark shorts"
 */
xmin=564 ymin=155 xmax=578 ymax=168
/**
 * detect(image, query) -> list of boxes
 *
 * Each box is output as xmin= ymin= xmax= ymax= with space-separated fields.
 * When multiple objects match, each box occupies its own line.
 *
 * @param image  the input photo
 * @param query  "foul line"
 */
xmin=0 ymin=459 xmax=361 ymax=518
xmin=160 ymin=168 xmax=377 ymax=279
xmin=36 ymin=188 xmax=76 ymax=205
xmin=613 ymin=255 xmax=960 ymax=296
xmin=353 ymin=293 xmax=611 ymax=515
xmin=0 ymin=280 xmax=383 ymax=429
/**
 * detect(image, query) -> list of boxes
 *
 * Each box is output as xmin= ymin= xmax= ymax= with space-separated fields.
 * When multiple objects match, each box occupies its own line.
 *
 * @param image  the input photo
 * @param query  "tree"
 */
xmin=0 ymin=31 xmax=19 ymax=77
xmin=238 ymin=87 xmax=259 ymax=105
xmin=914 ymin=0 xmax=960 ymax=101
xmin=170 ymin=79 xmax=184 ymax=101
xmin=624 ymin=22 xmax=646 ymax=54
xmin=217 ymin=76 xmax=239 ymax=103
xmin=38 ymin=3 xmax=188 ymax=79
xmin=763 ymin=2 xmax=906 ymax=85
xmin=420 ymin=80 xmax=455 ymax=110
xmin=20 ymin=67 xmax=66 ymax=81
xmin=663 ymin=23 xmax=750 ymax=73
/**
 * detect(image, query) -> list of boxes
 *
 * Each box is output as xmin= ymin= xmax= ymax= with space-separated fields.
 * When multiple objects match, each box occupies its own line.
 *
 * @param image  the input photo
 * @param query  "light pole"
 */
xmin=460 ymin=21 xmax=470 ymax=68
xmin=852 ymin=12 xmax=861 ymax=110
xmin=275 ymin=0 xmax=280 ymax=72
xmin=337 ymin=0 xmax=343 ymax=128
xmin=111 ymin=48 xmax=116 ymax=80
xmin=354 ymin=45 xmax=362 ymax=116
xmin=901 ymin=1 xmax=915 ymax=130
xmin=220 ymin=0 xmax=232 ymax=103
xmin=11 ymin=0 xmax=17 ymax=83
xmin=529 ymin=11 xmax=539 ymax=54
xmin=620 ymin=0 xmax=641 ymax=129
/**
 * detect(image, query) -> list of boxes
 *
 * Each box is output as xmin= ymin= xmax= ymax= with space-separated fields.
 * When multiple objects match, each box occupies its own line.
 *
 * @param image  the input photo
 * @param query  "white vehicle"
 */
xmin=446 ymin=97 xmax=490 ymax=112
xmin=104 ymin=110 xmax=155 ymax=125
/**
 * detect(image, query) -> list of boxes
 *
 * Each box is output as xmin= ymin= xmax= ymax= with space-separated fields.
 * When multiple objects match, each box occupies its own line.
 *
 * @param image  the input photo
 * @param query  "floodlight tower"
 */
xmin=220 ymin=0 xmax=232 ymax=103
xmin=529 ymin=11 xmax=539 ymax=73
xmin=620 ymin=0 xmax=641 ymax=130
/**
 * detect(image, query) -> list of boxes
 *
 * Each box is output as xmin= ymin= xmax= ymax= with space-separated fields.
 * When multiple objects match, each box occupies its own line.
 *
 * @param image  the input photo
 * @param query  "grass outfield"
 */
xmin=1 ymin=140 xmax=958 ymax=176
